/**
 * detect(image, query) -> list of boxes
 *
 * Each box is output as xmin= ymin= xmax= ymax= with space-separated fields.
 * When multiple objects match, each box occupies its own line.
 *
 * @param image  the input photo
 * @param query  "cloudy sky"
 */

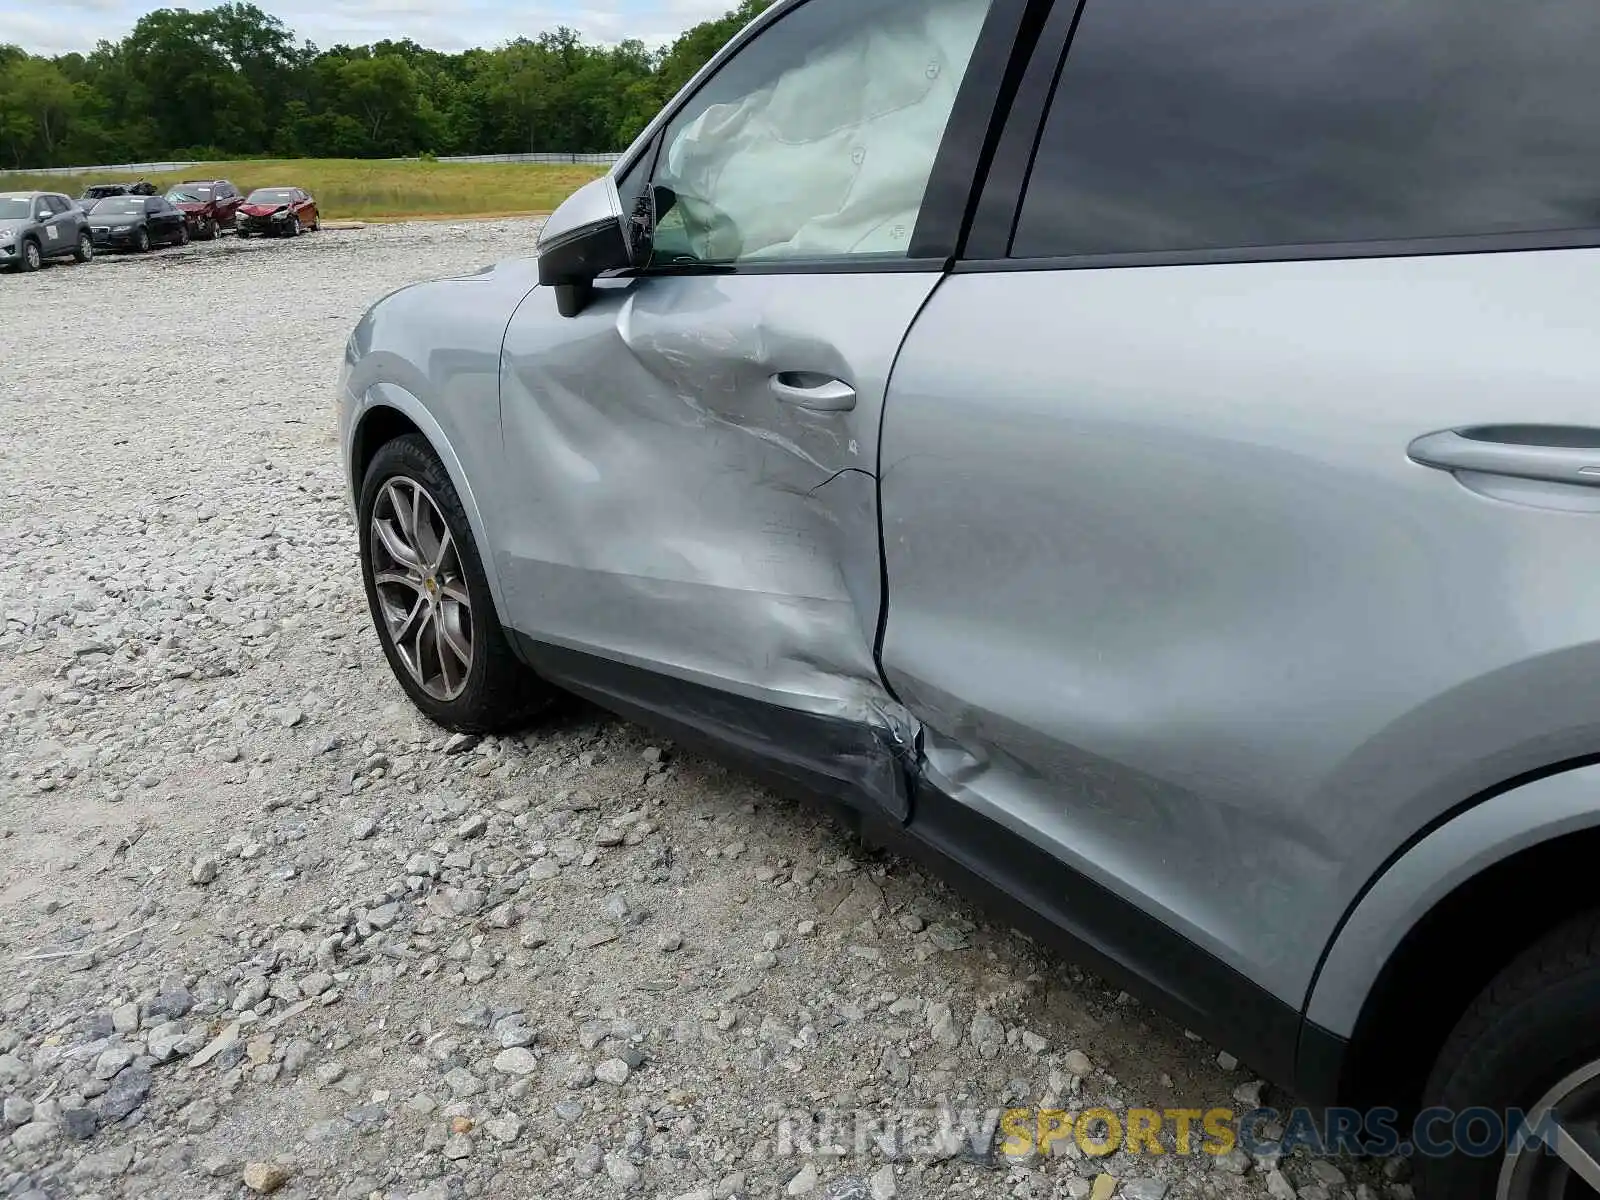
xmin=1 ymin=0 xmax=733 ymax=55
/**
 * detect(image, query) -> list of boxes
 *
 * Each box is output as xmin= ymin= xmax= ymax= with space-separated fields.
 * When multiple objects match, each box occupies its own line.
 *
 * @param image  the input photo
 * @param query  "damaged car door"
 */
xmin=498 ymin=0 xmax=996 ymax=813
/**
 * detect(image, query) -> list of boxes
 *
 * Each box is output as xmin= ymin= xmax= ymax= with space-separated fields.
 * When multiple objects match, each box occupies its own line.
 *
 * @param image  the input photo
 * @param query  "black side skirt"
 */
xmin=511 ymin=634 xmax=1346 ymax=1104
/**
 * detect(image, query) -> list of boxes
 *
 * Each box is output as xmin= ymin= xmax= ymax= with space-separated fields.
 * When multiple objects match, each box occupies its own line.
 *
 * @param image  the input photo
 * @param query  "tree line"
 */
xmin=0 ymin=0 xmax=769 ymax=169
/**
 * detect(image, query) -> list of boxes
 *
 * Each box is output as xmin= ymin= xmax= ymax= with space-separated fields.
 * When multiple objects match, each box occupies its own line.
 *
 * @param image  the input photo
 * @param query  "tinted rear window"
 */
xmin=1012 ymin=0 xmax=1600 ymax=258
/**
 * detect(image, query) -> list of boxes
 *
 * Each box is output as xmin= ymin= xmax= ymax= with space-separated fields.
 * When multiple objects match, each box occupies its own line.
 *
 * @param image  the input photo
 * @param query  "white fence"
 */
xmin=5 ymin=152 xmax=618 ymax=176
xmin=5 ymin=161 xmax=200 ymax=177
xmin=426 ymin=152 xmax=620 ymax=165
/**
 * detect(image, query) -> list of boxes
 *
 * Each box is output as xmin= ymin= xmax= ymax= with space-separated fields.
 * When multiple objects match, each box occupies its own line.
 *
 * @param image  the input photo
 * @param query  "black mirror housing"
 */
xmin=537 ymin=215 xmax=632 ymax=316
xmin=537 ymin=174 xmax=657 ymax=318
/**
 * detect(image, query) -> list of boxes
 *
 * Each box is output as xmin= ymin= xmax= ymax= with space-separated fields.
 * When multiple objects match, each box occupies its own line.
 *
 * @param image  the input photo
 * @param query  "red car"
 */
xmin=163 ymin=179 xmax=241 ymax=240
xmin=235 ymin=187 xmax=319 ymax=238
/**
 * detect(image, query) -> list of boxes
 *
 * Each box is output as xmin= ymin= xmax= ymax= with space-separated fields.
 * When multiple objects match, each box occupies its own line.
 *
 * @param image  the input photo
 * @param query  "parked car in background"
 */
xmin=87 ymin=194 xmax=188 ymax=253
xmin=341 ymin=0 xmax=1600 ymax=1195
xmin=236 ymin=187 xmax=318 ymax=238
xmin=0 ymin=191 xmax=93 ymax=272
xmin=73 ymin=181 xmax=158 ymax=213
xmin=164 ymin=180 xmax=241 ymax=240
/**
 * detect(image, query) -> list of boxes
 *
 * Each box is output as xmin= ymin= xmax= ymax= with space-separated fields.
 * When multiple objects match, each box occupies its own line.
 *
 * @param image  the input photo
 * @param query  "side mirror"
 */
xmin=537 ymin=175 xmax=652 ymax=318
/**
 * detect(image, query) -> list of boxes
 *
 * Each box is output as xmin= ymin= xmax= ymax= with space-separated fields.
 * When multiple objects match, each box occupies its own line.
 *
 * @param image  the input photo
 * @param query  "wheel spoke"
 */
xmin=429 ymin=527 xmax=454 ymax=575
xmin=372 ymin=516 xmax=422 ymax=570
xmin=434 ymin=617 xmax=460 ymax=695
xmin=438 ymin=603 xmax=472 ymax=668
xmin=384 ymin=481 xmax=420 ymax=549
xmin=373 ymin=570 xmax=424 ymax=595
xmin=388 ymin=597 xmax=429 ymax=682
xmin=1549 ymin=1116 xmax=1600 ymax=1191
xmin=439 ymin=580 xmax=471 ymax=607
xmin=392 ymin=594 xmax=428 ymax=644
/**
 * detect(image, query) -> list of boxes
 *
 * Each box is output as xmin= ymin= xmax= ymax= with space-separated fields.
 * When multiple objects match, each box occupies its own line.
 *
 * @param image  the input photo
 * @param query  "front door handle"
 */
xmin=770 ymin=373 xmax=857 ymax=412
xmin=1408 ymin=426 xmax=1600 ymax=489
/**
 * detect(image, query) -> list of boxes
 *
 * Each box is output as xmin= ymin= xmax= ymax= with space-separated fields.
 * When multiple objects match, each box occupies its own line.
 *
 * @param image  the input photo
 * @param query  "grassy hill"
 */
xmin=0 ymin=158 xmax=607 ymax=221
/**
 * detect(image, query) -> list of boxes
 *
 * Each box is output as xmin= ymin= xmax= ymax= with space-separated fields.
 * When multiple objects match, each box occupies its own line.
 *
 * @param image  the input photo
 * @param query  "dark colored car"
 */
xmin=164 ymin=179 xmax=241 ymax=240
xmin=73 ymin=181 xmax=158 ymax=213
xmin=236 ymin=187 xmax=319 ymax=238
xmin=87 ymin=194 xmax=189 ymax=252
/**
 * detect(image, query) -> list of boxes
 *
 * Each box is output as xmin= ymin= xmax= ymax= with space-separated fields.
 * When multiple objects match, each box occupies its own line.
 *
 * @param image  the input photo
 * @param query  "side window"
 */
xmin=650 ymin=0 xmax=993 ymax=265
xmin=146 ymin=199 xmax=163 ymax=214
xmin=44 ymin=196 xmax=69 ymax=215
xmin=1012 ymin=0 xmax=1600 ymax=258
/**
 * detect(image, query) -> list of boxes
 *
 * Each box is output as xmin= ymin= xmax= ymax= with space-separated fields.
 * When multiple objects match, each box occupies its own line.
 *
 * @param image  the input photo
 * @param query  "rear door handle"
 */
xmin=769 ymin=373 xmax=857 ymax=412
xmin=1408 ymin=426 xmax=1600 ymax=489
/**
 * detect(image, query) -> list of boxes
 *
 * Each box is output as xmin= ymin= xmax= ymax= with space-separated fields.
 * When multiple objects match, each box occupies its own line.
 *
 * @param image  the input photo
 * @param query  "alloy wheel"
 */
xmin=368 ymin=477 xmax=473 ymax=701
xmin=1500 ymin=1061 xmax=1600 ymax=1198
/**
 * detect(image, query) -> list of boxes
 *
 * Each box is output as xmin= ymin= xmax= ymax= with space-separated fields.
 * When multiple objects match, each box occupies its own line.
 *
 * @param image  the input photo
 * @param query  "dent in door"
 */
xmin=497 ymin=278 xmax=898 ymax=730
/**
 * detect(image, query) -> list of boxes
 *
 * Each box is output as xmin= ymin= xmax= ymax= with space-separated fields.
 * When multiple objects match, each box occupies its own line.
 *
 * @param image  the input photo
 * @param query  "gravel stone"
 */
xmin=243 ymin=1161 xmax=290 ymax=1193
xmin=492 ymin=1047 xmax=537 ymax=1075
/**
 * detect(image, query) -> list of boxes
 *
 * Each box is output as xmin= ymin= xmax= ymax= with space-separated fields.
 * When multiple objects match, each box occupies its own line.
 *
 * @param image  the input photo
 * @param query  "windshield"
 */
xmin=246 ymin=189 xmax=294 ymax=205
xmin=0 ymin=197 xmax=34 ymax=220
xmin=167 ymin=186 xmax=211 ymax=202
xmin=91 ymin=198 xmax=146 ymax=215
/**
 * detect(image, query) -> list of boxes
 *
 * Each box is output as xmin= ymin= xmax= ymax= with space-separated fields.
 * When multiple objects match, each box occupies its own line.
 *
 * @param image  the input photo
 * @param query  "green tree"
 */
xmin=334 ymin=54 xmax=421 ymax=154
xmin=0 ymin=56 xmax=84 ymax=167
xmin=0 ymin=0 xmax=777 ymax=166
xmin=656 ymin=0 xmax=770 ymax=100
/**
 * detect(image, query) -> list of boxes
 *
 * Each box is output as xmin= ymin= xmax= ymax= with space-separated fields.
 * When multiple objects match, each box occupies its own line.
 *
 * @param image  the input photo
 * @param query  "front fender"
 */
xmin=1306 ymin=762 xmax=1600 ymax=1035
xmin=344 ymin=382 xmax=512 ymax=625
xmin=340 ymin=261 xmax=543 ymax=627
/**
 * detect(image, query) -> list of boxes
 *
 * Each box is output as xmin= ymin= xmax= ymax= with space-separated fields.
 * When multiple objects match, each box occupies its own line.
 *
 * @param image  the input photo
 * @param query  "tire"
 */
xmin=134 ymin=227 xmax=150 ymax=253
xmin=358 ymin=434 xmax=551 ymax=733
xmin=176 ymin=223 xmax=190 ymax=247
xmin=312 ymin=213 xmax=321 ymax=232
xmin=18 ymin=238 xmax=41 ymax=272
xmin=286 ymin=215 xmax=301 ymax=238
xmin=72 ymin=232 xmax=93 ymax=263
xmin=1419 ymin=911 xmax=1600 ymax=1199
xmin=237 ymin=229 xmax=250 ymax=239
xmin=201 ymin=217 xmax=217 ymax=241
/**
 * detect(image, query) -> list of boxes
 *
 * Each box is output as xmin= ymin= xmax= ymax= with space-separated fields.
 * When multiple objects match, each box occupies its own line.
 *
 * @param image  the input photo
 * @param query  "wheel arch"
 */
xmin=1307 ymin=762 xmax=1600 ymax=1112
xmin=348 ymin=387 xmax=513 ymax=624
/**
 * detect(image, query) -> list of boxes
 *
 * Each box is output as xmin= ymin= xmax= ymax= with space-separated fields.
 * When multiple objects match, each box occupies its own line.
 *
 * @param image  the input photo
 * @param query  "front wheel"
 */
xmin=287 ymin=215 xmax=301 ymax=237
xmin=72 ymin=232 xmax=93 ymax=263
xmin=18 ymin=239 xmax=41 ymax=272
xmin=358 ymin=434 xmax=551 ymax=732
xmin=311 ymin=214 xmax=321 ymax=232
xmin=134 ymin=227 xmax=150 ymax=253
xmin=1420 ymin=912 xmax=1600 ymax=1200
xmin=176 ymin=223 xmax=190 ymax=247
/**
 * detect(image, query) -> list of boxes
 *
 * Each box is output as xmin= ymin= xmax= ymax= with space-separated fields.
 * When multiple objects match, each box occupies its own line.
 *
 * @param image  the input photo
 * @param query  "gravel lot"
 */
xmin=0 ymin=222 xmax=1397 ymax=1200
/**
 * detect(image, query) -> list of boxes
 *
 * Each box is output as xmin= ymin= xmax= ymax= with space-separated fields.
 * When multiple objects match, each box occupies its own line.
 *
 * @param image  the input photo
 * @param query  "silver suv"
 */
xmin=0 ymin=192 xmax=92 ymax=272
xmin=340 ymin=1 xmax=1600 ymax=1192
